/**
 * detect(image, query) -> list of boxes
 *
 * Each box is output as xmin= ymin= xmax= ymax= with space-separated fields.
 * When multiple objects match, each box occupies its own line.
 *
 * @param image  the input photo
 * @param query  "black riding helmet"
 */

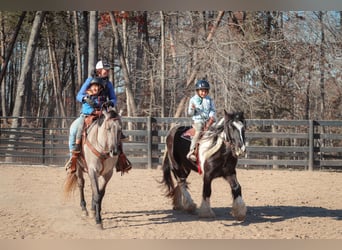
xmin=195 ymin=79 xmax=210 ymax=90
xmin=90 ymin=77 xmax=106 ymax=89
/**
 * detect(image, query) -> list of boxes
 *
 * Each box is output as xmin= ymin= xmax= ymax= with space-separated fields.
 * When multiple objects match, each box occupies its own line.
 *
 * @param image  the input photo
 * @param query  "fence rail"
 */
xmin=1 ymin=116 xmax=341 ymax=170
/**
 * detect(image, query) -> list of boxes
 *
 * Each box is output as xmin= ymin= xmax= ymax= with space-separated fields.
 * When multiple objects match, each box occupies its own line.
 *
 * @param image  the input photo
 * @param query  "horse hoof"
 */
xmin=236 ymin=214 xmax=246 ymax=221
xmin=185 ymin=203 xmax=197 ymax=214
xmin=198 ymin=210 xmax=216 ymax=218
xmin=231 ymin=196 xmax=247 ymax=221
xmin=231 ymin=210 xmax=246 ymax=221
xmin=81 ymin=210 xmax=89 ymax=217
xmin=96 ymin=223 xmax=104 ymax=230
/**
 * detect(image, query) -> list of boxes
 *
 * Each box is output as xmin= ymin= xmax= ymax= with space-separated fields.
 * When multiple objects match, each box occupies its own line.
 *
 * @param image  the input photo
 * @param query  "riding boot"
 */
xmin=65 ymin=143 xmax=81 ymax=174
xmin=115 ymin=144 xmax=132 ymax=175
xmin=74 ymin=139 xmax=81 ymax=153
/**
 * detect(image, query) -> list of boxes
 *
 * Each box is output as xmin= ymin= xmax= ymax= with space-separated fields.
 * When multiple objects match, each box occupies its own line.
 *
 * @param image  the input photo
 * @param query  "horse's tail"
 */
xmin=161 ymin=147 xmax=175 ymax=198
xmin=63 ymin=172 xmax=78 ymax=200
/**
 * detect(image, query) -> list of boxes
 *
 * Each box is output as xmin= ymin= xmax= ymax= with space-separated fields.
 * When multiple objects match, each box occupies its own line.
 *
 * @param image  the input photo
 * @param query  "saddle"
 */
xmin=180 ymin=126 xmax=195 ymax=141
xmin=181 ymin=117 xmax=215 ymax=142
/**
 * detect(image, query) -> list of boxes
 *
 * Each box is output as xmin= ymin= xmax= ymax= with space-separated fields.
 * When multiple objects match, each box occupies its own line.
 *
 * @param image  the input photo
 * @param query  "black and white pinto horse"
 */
xmin=64 ymin=107 xmax=122 ymax=229
xmin=161 ymin=110 xmax=247 ymax=221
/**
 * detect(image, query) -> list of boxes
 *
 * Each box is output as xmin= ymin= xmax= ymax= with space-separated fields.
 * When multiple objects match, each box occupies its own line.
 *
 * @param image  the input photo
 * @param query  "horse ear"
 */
xmin=224 ymin=110 xmax=234 ymax=121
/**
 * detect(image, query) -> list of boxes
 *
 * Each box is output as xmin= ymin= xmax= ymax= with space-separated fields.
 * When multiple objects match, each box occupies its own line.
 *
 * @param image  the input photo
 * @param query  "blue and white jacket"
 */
xmin=188 ymin=94 xmax=216 ymax=123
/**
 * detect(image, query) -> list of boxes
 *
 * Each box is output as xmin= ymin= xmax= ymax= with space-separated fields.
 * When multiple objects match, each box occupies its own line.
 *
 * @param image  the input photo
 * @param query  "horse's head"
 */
xmin=99 ymin=107 xmax=122 ymax=157
xmin=224 ymin=110 xmax=246 ymax=157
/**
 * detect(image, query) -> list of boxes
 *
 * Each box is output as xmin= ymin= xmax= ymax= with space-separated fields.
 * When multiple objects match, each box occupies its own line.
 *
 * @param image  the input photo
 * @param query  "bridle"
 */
xmin=224 ymin=119 xmax=246 ymax=158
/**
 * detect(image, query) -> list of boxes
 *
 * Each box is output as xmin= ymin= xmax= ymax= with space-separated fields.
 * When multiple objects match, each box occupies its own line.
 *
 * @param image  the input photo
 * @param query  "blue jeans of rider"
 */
xmin=68 ymin=115 xmax=85 ymax=155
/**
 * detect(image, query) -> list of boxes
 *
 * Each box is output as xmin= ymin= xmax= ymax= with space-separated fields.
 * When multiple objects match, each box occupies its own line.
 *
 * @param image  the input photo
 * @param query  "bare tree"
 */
xmin=6 ymin=11 xmax=46 ymax=162
xmin=73 ymin=11 xmax=82 ymax=88
xmin=0 ymin=11 xmax=26 ymax=116
xmin=11 ymin=11 xmax=46 ymax=120
xmin=109 ymin=11 xmax=137 ymax=116
xmin=88 ymin=11 xmax=98 ymax=73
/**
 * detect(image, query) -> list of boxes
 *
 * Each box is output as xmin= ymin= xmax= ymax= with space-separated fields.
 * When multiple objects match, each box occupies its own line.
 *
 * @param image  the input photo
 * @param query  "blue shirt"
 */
xmin=188 ymin=94 xmax=216 ymax=123
xmin=76 ymin=77 xmax=117 ymax=115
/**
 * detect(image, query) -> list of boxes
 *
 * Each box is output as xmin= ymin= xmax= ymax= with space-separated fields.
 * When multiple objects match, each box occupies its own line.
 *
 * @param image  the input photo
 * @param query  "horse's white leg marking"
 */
xmin=198 ymin=198 xmax=215 ymax=218
xmin=172 ymin=185 xmax=183 ymax=210
xmin=180 ymin=182 xmax=196 ymax=213
xmin=225 ymin=175 xmax=247 ymax=221
xmin=231 ymin=196 xmax=247 ymax=221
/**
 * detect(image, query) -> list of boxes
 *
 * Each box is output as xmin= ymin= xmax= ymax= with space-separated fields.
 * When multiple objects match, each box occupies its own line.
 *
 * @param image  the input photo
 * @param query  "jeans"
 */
xmin=69 ymin=115 xmax=85 ymax=152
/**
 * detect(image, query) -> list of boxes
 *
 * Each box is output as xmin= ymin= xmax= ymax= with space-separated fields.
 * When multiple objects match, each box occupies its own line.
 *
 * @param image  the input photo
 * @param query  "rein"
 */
xmin=224 ymin=123 xmax=238 ymax=157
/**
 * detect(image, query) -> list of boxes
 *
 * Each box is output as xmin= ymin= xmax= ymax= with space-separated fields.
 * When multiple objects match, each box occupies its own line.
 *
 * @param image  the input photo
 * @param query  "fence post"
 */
xmin=42 ymin=118 xmax=46 ymax=165
xmin=147 ymin=116 xmax=152 ymax=169
xmin=308 ymin=120 xmax=314 ymax=171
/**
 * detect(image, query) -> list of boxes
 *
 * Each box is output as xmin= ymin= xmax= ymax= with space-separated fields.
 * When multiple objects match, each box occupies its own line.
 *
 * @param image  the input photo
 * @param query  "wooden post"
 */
xmin=147 ymin=116 xmax=152 ymax=169
xmin=308 ymin=120 xmax=314 ymax=171
xmin=42 ymin=118 xmax=46 ymax=165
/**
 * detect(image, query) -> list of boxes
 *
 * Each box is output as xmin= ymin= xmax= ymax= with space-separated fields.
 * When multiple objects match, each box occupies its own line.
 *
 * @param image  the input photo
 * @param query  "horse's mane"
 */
xmin=200 ymin=111 xmax=245 ymax=159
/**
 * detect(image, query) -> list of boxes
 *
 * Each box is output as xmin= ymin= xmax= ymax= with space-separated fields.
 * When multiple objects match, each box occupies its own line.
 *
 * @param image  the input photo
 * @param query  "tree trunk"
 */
xmin=160 ymin=11 xmax=165 ymax=117
xmin=73 ymin=11 xmax=82 ymax=88
xmin=318 ymin=11 xmax=326 ymax=120
xmin=88 ymin=11 xmax=98 ymax=74
xmin=46 ymin=24 xmax=67 ymax=121
xmin=109 ymin=11 xmax=137 ymax=116
xmin=6 ymin=11 xmax=46 ymax=162
xmin=12 ymin=11 xmax=46 ymax=119
xmin=0 ymin=11 xmax=26 ymax=116
xmin=206 ymin=11 xmax=224 ymax=42
xmin=81 ymin=11 xmax=89 ymax=80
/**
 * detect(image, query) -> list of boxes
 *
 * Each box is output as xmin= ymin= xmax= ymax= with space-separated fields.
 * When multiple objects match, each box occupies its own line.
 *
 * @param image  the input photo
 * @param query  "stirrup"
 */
xmin=116 ymin=152 xmax=132 ymax=175
xmin=65 ymin=158 xmax=76 ymax=174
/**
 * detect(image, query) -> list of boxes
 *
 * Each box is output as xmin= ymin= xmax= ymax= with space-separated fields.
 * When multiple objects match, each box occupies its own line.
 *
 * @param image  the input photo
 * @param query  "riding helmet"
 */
xmin=90 ymin=77 xmax=105 ymax=88
xmin=195 ymin=79 xmax=210 ymax=90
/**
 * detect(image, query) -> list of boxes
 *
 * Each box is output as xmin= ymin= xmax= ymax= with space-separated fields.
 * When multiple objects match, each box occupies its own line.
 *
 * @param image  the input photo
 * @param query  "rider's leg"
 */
xmin=65 ymin=116 xmax=84 ymax=173
xmin=187 ymin=122 xmax=204 ymax=161
xmin=74 ymin=115 xmax=85 ymax=152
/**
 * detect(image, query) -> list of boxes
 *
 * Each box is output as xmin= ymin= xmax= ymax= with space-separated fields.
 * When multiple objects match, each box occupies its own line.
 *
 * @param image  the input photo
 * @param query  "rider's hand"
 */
xmin=83 ymin=96 xmax=95 ymax=107
xmin=102 ymin=101 xmax=113 ymax=108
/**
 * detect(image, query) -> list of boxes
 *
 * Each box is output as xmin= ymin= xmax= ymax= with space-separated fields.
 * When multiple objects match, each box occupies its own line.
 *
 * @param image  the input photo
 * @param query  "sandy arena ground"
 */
xmin=0 ymin=164 xmax=341 ymax=239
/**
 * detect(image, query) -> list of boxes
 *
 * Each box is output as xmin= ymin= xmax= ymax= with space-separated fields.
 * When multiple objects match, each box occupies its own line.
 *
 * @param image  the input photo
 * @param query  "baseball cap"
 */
xmin=95 ymin=60 xmax=111 ymax=70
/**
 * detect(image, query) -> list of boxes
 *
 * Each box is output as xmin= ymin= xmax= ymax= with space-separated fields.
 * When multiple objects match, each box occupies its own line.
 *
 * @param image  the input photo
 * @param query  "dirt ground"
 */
xmin=0 ymin=164 xmax=341 ymax=239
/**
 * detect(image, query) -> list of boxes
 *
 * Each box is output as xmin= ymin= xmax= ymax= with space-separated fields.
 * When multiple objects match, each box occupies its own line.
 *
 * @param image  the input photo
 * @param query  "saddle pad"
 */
xmin=180 ymin=127 xmax=195 ymax=141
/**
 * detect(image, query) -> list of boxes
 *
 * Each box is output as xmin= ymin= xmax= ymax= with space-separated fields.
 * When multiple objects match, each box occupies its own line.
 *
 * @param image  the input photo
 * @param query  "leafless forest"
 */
xmin=1 ymin=11 xmax=342 ymax=126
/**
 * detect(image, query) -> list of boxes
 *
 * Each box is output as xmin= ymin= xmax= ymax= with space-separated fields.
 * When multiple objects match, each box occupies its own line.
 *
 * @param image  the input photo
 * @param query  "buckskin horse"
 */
xmin=161 ymin=110 xmax=247 ymax=221
xmin=64 ymin=107 xmax=124 ymax=229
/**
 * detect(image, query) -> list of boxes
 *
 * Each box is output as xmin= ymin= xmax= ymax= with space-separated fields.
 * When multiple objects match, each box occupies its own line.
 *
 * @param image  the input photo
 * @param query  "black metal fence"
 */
xmin=1 ymin=116 xmax=342 ymax=170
